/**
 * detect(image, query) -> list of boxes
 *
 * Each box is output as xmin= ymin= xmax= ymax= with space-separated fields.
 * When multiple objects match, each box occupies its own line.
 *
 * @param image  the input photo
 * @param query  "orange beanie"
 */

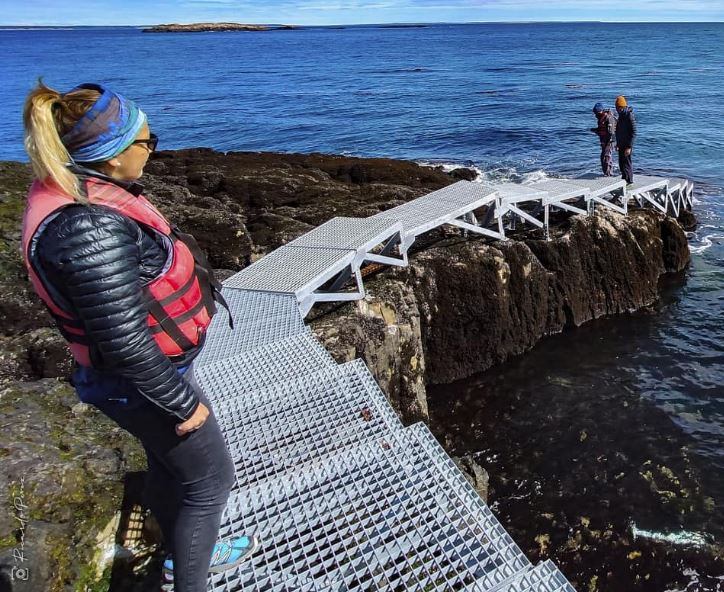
xmin=615 ymin=95 xmax=627 ymax=108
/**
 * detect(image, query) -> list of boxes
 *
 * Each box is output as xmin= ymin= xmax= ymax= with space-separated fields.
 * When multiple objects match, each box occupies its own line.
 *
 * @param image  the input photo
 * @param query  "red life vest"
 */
xmin=21 ymin=176 xmax=228 ymax=367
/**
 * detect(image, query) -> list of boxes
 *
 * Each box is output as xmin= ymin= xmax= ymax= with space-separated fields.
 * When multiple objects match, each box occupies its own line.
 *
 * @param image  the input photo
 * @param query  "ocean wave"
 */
xmin=361 ymin=67 xmax=433 ymax=74
xmin=415 ymin=160 xmax=552 ymax=186
xmin=664 ymin=568 xmax=724 ymax=592
xmin=689 ymin=234 xmax=724 ymax=255
xmin=416 ymin=160 xmax=485 ymax=181
xmin=631 ymin=523 xmax=712 ymax=547
xmin=476 ymin=166 xmax=551 ymax=185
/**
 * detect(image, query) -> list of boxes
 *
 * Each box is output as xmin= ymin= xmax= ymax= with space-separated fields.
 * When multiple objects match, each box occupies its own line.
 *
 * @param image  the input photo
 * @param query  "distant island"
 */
xmin=142 ymin=22 xmax=297 ymax=33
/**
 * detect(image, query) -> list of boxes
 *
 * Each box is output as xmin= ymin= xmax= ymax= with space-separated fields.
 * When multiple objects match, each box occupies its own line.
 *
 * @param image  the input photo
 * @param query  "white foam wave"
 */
xmin=416 ymin=160 xmax=552 ymax=186
xmin=689 ymin=234 xmax=724 ymax=255
xmin=416 ymin=160 xmax=485 ymax=181
xmin=631 ymin=523 xmax=711 ymax=547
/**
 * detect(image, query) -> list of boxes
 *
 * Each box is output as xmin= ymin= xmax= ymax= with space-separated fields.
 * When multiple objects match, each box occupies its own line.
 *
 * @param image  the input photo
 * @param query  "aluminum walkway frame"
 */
xmin=188 ymin=172 xmax=692 ymax=591
xmin=223 ymin=174 xmax=692 ymax=315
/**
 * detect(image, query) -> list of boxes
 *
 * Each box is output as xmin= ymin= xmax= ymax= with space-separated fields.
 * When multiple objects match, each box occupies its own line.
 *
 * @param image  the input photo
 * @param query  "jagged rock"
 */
xmin=311 ymin=279 xmax=428 ymax=421
xmin=314 ymin=208 xmax=691 ymax=398
xmin=677 ymin=208 xmax=697 ymax=231
xmin=0 ymin=380 xmax=145 ymax=591
xmin=142 ymin=23 xmax=296 ymax=33
xmin=453 ymin=455 xmax=490 ymax=501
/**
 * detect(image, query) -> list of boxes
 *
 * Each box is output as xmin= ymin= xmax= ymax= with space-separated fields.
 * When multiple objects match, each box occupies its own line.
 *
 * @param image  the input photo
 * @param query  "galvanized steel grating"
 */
xmin=568 ymin=176 xmax=626 ymax=196
xmin=625 ymin=174 xmax=669 ymax=195
xmin=213 ymin=360 xmax=403 ymax=490
xmin=412 ymin=181 xmax=497 ymax=205
xmin=479 ymin=560 xmax=576 ymax=592
xmin=530 ymin=179 xmax=588 ymax=202
xmin=491 ymin=183 xmax=547 ymax=203
xmin=194 ymin=333 xmax=336 ymax=404
xmin=370 ymin=181 xmax=498 ymax=237
xmin=214 ymin=288 xmax=302 ymax=323
xmin=209 ymin=423 xmax=529 ymax=592
xmin=287 ymin=217 xmax=402 ymax=250
xmin=193 ymin=290 xmax=307 ymax=368
xmin=222 ymin=246 xmax=356 ymax=294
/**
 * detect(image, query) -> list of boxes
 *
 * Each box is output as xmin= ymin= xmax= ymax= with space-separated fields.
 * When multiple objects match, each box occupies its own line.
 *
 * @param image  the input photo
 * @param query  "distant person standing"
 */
xmin=615 ymin=95 xmax=637 ymax=184
xmin=590 ymin=102 xmax=616 ymax=176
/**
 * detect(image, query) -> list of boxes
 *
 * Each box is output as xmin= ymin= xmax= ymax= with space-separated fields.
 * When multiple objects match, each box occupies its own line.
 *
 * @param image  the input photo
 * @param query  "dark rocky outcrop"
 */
xmin=0 ymin=150 xmax=693 ymax=590
xmin=311 ymin=209 xmax=692 ymax=419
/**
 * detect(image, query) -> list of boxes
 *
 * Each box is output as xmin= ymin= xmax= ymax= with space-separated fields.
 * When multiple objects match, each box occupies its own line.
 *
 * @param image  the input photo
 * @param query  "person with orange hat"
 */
xmin=614 ymin=95 xmax=637 ymax=184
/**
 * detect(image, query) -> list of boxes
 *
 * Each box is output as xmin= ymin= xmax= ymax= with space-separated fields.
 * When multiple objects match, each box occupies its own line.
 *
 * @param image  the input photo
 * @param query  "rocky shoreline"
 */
xmin=0 ymin=150 xmax=710 ymax=591
xmin=142 ymin=23 xmax=296 ymax=33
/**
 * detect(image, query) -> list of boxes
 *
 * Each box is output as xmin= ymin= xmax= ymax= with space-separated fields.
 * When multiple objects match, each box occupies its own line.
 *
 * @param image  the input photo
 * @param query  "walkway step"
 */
xmin=193 ymin=289 xmax=307 ymax=369
xmin=490 ymin=183 xmax=547 ymax=204
xmin=371 ymin=180 xmax=498 ymax=246
xmin=481 ymin=560 xmax=576 ymax=592
xmin=625 ymin=174 xmax=669 ymax=196
xmin=530 ymin=179 xmax=589 ymax=203
xmin=568 ymin=175 xmax=626 ymax=198
xmin=223 ymin=245 xmax=357 ymax=296
xmin=194 ymin=332 xmax=336 ymax=404
xmin=210 ymin=423 xmax=529 ymax=592
xmin=213 ymin=359 xmax=403 ymax=490
xmin=286 ymin=216 xmax=403 ymax=252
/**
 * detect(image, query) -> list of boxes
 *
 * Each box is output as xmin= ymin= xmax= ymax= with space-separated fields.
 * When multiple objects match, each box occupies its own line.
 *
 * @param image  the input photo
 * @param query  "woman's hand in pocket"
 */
xmin=175 ymin=402 xmax=209 ymax=436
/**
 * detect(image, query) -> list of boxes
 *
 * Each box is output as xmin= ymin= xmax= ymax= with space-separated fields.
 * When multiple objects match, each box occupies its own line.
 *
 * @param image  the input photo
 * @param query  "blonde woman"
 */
xmin=21 ymin=81 xmax=258 ymax=591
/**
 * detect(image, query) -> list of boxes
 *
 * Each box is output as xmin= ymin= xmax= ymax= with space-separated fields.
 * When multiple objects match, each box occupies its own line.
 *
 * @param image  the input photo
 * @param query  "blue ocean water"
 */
xmin=2 ymin=22 xmax=723 ymax=572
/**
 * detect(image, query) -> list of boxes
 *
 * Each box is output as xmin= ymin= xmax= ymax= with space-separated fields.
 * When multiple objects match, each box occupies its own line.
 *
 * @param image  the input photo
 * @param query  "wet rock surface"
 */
xmin=0 ymin=150 xmax=701 ymax=590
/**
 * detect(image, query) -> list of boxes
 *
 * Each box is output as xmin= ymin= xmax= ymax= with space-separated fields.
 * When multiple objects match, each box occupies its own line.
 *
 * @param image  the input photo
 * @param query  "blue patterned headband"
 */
xmin=61 ymin=83 xmax=147 ymax=163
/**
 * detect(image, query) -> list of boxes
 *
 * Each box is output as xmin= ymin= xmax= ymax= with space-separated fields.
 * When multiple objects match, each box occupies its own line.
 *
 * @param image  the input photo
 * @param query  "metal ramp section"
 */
xmin=665 ymin=177 xmax=694 ymax=216
xmin=625 ymin=175 xmax=670 ymax=213
xmin=529 ymin=179 xmax=590 ymax=239
xmin=222 ymin=219 xmax=405 ymax=317
xmin=193 ymin=289 xmax=306 ymax=369
xmin=286 ymin=216 xmax=407 ymax=268
xmin=370 ymin=181 xmax=502 ymax=250
xmin=567 ymin=175 xmax=627 ymax=215
xmin=223 ymin=246 xmax=363 ymax=317
xmin=467 ymin=561 xmax=576 ymax=592
xmin=492 ymin=183 xmax=549 ymax=234
xmin=194 ymin=332 xmax=336 ymax=404
xmin=210 ymin=359 xmax=404 ymax=490
xmin=209 ymin=423 xmax=530 ymax=592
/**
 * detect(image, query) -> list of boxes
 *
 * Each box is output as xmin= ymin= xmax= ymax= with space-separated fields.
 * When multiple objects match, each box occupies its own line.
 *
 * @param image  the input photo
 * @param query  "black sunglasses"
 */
xmin=131 ymin=133 xmax=159 ymax=152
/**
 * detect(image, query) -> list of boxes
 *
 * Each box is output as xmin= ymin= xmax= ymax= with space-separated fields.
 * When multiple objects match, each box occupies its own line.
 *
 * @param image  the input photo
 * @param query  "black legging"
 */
xmin=73 ymin=365 xmax=235 ymax=592
xmin=619 ymin=146 xmax=633 ymax=184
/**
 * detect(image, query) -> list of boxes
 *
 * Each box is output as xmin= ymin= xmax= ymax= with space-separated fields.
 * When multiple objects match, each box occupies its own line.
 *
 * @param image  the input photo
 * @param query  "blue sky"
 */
xmin=3 ymin=0 xmax=723 ymax=26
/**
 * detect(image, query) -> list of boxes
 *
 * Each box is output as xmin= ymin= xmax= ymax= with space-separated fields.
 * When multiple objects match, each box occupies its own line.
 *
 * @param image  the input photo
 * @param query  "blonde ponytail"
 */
xmin=22 ymin=80 xmax=101 ymax=202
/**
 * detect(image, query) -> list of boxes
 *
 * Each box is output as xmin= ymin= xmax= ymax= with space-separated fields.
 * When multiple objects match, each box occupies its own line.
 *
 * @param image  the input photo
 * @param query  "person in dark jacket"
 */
xmin=21 ymin=81 xmax=259 ymax=592
xmin=614 ymin=95 xmax=637 ymax=184
xmin=590 ymin=102 xmax=616 ymax=176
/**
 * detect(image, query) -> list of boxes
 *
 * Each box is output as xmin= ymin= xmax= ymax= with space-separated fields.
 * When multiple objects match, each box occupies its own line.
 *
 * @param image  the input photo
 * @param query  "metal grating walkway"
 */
xmin=196 ymin=332 xmax=336 ymax=403
xmin=220 ymin=174 xmax=691 ymax=318
xmin=194 ymin=289 xmax=307 ymax=369
xmin=213 ymin=360 xmax=403 ymax=490
xmin=210 ymin=423 xmax=529 ymax=592
xmin=181 ymin=170 xmax=692 ymax=591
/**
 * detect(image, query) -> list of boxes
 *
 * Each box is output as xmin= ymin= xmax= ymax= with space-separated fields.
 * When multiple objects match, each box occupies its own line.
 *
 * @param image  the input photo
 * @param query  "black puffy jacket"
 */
xmin=29 ymin=172 xmax=201 ymax=421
